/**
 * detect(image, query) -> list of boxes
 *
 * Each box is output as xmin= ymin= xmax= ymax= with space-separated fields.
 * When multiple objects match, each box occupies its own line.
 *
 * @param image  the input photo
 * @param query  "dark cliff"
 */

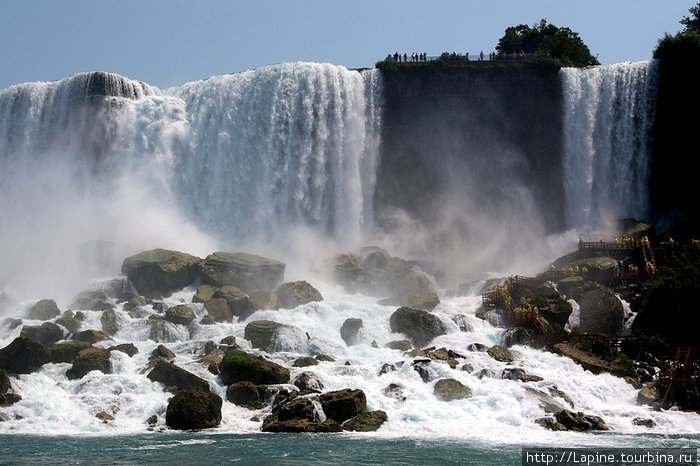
xmin=375 ymin=62 xmax=565 ymax=235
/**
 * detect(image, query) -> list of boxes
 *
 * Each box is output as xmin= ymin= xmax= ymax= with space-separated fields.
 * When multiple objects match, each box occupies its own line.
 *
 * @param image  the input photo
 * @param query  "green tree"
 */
xmin=496 ymin=19 xmax=599 ymax=67
xmin=680 ymin=2 xmax=700 ymax=33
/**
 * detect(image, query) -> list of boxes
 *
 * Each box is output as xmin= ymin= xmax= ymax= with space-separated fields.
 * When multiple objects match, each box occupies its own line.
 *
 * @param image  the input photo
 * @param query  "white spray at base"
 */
xmin=0 ymin=282 xmax=698 ymax=440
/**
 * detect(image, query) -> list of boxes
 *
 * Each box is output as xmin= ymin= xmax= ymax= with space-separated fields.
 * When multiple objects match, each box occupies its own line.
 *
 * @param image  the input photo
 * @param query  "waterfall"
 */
xmin=561 ymin=61 xmax=659 ymax=230
xmin=0 ymin=65 xmax=382 ymax=301
xmin=171 ymin=62 xmax=382 ymax=244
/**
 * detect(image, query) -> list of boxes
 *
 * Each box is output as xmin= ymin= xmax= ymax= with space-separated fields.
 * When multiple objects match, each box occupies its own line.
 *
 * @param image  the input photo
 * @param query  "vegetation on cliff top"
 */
xmin=496 ymin=19 xmax=599 ymax=67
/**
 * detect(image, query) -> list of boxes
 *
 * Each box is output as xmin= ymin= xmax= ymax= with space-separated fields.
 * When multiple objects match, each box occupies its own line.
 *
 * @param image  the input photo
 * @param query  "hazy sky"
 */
xmin=1 ymin=0 xmax=696 ymax=90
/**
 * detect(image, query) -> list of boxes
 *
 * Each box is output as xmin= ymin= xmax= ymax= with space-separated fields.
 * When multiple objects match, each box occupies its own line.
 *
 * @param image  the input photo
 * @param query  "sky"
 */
xmin=0 ymin=0 xmax=696 ymax=90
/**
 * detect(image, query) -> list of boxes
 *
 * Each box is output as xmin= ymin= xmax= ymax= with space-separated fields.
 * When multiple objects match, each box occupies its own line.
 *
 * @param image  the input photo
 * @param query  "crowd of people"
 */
xmin=387 ymin=52 xmax=428 ymax=63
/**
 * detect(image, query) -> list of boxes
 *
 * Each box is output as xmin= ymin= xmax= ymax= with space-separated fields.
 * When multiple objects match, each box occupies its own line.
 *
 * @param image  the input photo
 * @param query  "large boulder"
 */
xmin=56 ymin=311 xmax=82 ymax=334
xmin=70 ymin=289 xmax=111 ymax=311
xmin=27 ymin=299 xmax=60 ymax=321
xmin=554 ymin=409 xmax=609 ymax=431
xmin=389 ymin=307 xmax=446 ymax=347
xmin=244 ymin=320 xmax=306 ymax=352
xmin=342 ymin=410 xmax=388 ymax=432
xmin=433 ymin=378 xmax=472 ymax=401
xmin=487 ymin=345 xmax=515 ymax=363
xmin=147 ymin=360 xmax=209 ymax=392
xmin=275 ymin=281 xmax=323 ymax=309
xmin=262 ymin=396 xmax=342 ymax=433
xmin=198 ymin=252 xmax=285 ymax=291
xmin=248 ymin=289 xmax=279 ymax=310
xmin=164 ymin=305 xmax=196 ymax=326
xmin=122 ymin=249 xmax=201 ymax=298
xmin=218 ymin=349 xmax=290 ymax=385
xmin=0 ymin=337 xmax=50 ymax=374
xmin=100 ymin=309 xmax=119 ymax=336
xmin=320 ymin=389 xmax=367 ymax=423
xmin=332 ymin=247 xmax=432 ymax=297
xmin=49 ymin=341 xmax=92 ymax=363
xmin=192 ymin=284 xmax=217 ymax=304
xmin=72 ymin=329 xmax=110 ymax=344
xmin=165 ymin=388 xmax=222 ymax=430
xmin=203 ymin=298 xmax=233 ymax=323
xmin=579 ymin=288 xmax=625 ymax=335
xmin=340 ymin=318 xmax=363 ymax=346
xmin=226 ymin=381 xmax=262 ymax=409
xmin=293 ymin=371 xmax=325 ymax=391
xmin=66 ymin=347 xmax=111 ymax=379
xmin=212 ymin=286 xmax=255 ymax=321
xmin=20 ymin=322 xmax=64 ymax=346
xmin=377 ymin=291 xmax=440 ymax=311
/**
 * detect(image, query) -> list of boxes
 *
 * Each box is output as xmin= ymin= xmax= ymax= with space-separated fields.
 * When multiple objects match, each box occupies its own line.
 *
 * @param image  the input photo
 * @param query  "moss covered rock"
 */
xmin=218 ymin=349 xmax=290 ymax=385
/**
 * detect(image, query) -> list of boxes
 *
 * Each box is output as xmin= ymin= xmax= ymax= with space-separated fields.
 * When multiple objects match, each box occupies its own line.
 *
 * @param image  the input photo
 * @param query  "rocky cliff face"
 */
xmin=376 ymin=63 xmax=565 ymax=234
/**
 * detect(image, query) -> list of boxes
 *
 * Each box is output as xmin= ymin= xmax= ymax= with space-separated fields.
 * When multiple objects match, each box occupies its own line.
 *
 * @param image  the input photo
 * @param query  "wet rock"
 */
xmin=342 ymin=410 xmax=388 ymax=432
xmin=461 ymin=363 xmax=474 ymax=372
xmin=20 ymin=322 xmax=64 ymax=346
xmin=148 ymin=319 xmax=186 ymax=343
xmin=535 ymin=416 xmax=567 ymax=431
xmin=101 ymin=309 xmax=119 ymax=336
xmin=248 ymin=289 xmax=279 ymax=310
xmin=378 ymin=363 xmax=396 ymax=376
xmin=218 ymin=349 xmax=290 ymax=385
xmin=413 ymin=361 xmax=433 ymax=382
xmin=244 ymin=320 xmax=305 ymax=352
xmin=0 ymin=393 xmax=22 ymax=407
xmin=147 ymin=360 xmax=209 ymax=392
xmin=292 ymin=357 xmax=318 ymax=368
xmin=389 ymin=307 xmax=446 ymax=347
xmin=340 ymin=318 xmax=363 ymax=346
xmin=96 ymin=411 xmax=114 ymax=422
xmin=150 ymin=344 xmax=176 ymax=361
xmin=66 ymin=347 xmax=111 ymax=379
xmin=219 ymin=335 xmax=237 ymax=347
xmin=72 ymin=329 xmax=110 ymax=344
xmin=275 ymin=281 xmax=323 ymax=309
xmin=0 ymin=370 xmax=11 ymax=394
xmin=383 ymin=383 xmax=404 ymax=399
xmin=502 ymin=368 xmax=543 ymax=382
xmin=385 ymin=340 xmax=412 ymax=351
xmin=165 ymin=305 xmax=196 ymax=326
xmin=523 ymin=387 xmax=566 ymax=413
xmin=200 ymin=348 xmax=225 ymax=366
xmin=554 ymin=409 xmax=609 ymax=431
xmin=213 ymin=286 xmax=255 ymax=321
xmin=579 ymin=287 xmax=625 ymax=335
xmin=56 ymin=311 xmax=81 ymax=334
xmin=320 ymin=389 xmax=367 ymax=423
xmin=192 ymin=284 xmax=217 ymax=304
xmin=0 ymin=337 xmax=50 ymax=374
xmin=332 ymin=247 xmax=432 ymax=297
xmin=109 ymin=343 xmax=138 ymax=357
xmin=199 ymin=252 xmax=285 ymax=291
xmin=122 ymin=249 xmax=201 ymax=298
xmin=165 ymin=388 xmax=222 ymax=430
xmin=637 ymin=382 xmax=659 ymax=405
xmin=70 ymin=290 xmax=111 ymax=311
xmin=502 ymin=327 xmax=533 ymax=347
xmin=293 ymin=372 xmax=324 ymax=391
xmin=262 ymin=396 xmax=341 ymax=433
xmin=123 ymin=296 xmax=148 ymax=315
xmin=433 ymin=378 xmax=472 ymax=401
xmin=27 ymin=299 xmax=60 ymax=321
xmin=377 ymin=291 xmax=440 ymax=311
xmin=487 ymin=345 xmax=514 ymax=363
xmin=467 ymin=343 xmax=488 ymax=352
xmin=633 ymin=417 xmax=656 ymax=428
xmin=203 ymin=298 xmax=232 ymax=323
xmin=453 ymin=314 xmax=473 ymax=332
xmin=226 ymin=381 xmax=262 ymax=409
xmin=49 ymin=341 xmax=91 ymax=363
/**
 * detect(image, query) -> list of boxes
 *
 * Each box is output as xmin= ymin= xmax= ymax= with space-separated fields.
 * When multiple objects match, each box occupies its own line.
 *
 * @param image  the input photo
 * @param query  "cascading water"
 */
xmin=172 ymin=62 xmax=381 ymax=243
xmin=561 ymin=61 xmax=659 ymax=230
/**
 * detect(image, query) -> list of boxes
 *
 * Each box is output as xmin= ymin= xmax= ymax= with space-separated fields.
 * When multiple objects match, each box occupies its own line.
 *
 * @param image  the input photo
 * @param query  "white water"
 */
xmin=561 ymin=61 xmax=658 ymax=231
xmin=0 ymin=284 xmax=698 ymax=440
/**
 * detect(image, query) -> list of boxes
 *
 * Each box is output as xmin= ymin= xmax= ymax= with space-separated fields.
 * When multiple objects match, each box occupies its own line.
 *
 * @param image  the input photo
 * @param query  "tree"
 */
xmin=496 ymin=19 xmax=599 ymax=67
xmin=680 ymin=2 xmax=700 ymax=33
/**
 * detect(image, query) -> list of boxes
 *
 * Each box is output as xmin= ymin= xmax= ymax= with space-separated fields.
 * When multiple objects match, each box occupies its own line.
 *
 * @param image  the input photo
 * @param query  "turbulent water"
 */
xmin=1 ymin=61 xmax=697 ymax=454
xmin=561 ymin=61 xmax=659 ymax=230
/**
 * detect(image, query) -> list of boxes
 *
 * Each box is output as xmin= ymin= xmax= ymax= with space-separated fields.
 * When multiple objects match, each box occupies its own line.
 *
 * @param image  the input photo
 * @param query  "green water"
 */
xmin=0 ymin=433 xmax=697 ymax=465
